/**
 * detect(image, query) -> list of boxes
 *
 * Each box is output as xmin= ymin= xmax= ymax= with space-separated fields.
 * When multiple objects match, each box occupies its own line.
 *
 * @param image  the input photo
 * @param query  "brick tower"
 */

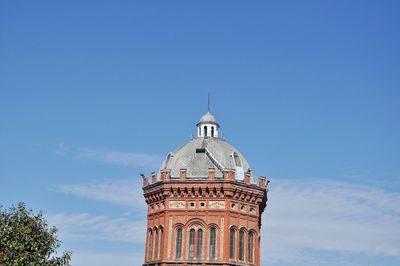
xmin=142 ymin=110 xmax=268 ymax=266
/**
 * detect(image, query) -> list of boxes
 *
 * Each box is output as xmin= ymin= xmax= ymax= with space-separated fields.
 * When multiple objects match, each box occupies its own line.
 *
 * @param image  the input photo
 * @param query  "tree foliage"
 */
xmin=0 ymin=202 xmax=72 ymax=266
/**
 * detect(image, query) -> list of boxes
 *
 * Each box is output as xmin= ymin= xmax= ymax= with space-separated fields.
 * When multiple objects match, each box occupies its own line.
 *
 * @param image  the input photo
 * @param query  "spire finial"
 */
xmin=208 ymin=92 xmax=210 ymax=112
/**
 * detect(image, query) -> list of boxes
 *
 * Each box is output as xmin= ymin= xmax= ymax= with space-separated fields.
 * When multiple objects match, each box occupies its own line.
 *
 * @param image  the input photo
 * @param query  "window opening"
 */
xmin=148 ymin=230 xmax=153 ymax=260
xmin=197 ymin=229 xmax=203 ymax=258
xmin=188 ymin=228 xmax=195 ymax=258
xmin=239 ymin=230 xmax=245 ymax=261
xmin=159 ymin=228 xmax=164 ymax=259
xmin=230 ymin=228 xmax=236 ymax=259
xmin=175 ymin=228 xmax=182 ymax=259
xmin=154 ymin=229 xmax=158 ymax=260
xmin=248 ymin=232 xmax=254 ymax=263
xmin=209 ymin=227 xmax=216 ymax=259
xmin=196 ymin=148 xmax=205 ymax=153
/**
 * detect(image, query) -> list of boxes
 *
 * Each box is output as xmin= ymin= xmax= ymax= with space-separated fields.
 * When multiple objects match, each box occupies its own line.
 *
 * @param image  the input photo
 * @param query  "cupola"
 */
xmin=196 ymin=111 xmax=219 ymax=138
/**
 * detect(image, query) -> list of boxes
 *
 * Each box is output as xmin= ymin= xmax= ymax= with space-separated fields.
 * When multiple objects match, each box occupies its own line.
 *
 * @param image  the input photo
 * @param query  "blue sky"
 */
xmin=1 ymin=1 xmax=399 ymax=265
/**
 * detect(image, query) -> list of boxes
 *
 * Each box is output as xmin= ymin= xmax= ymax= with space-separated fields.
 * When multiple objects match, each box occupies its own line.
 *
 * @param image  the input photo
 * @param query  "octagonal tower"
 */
xmin=142 ymin=111 xmax=268 ymax=266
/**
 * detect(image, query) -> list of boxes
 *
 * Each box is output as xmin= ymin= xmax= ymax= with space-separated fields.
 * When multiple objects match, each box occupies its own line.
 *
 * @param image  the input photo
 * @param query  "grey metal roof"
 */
xmin=196 ymin=112 xmax=219 ymax=127
xmin=158 ymin=137 xmax=250 ymax=179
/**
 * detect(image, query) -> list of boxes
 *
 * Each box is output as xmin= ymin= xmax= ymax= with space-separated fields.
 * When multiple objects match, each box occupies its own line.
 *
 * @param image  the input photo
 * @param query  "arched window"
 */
xmin=175 ymin=228 xmax=183 ymax=259
xmin=159 ymin=227 xmax=164 ymax=259
xmin=248 ymin=231 xmax=254 ymax=263
xmin=211 ymin=126 xmax=215 ymax=137
xmin=229 ymin=228 xmax=236 ymax=259
xmin=209 ymin=227 xmax=216 ymax=260
xmin=154 ymin=229 xmax=158 ymax=260
xmin=164 ymin=153 xmax=172 ymax=169
xmin=197 ymin=229 xmax=203 ymax=258
xmin=148 ymin=230 xmax=153 ymax=260
xmin=239 ymin=229 xmax=245 ymax=261
xmin=188 ymin=228 xmax=195 ymax=258
xmin=204 ymin=126 xmax=208 ymax=137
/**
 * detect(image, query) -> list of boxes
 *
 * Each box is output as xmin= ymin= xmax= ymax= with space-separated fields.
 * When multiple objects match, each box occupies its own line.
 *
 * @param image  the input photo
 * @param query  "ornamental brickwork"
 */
xmin=141 ymin=110 xmax=269 ymax=266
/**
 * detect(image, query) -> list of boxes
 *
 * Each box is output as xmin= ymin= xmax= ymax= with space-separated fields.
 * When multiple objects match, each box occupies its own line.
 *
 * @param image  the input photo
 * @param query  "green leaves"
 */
xmin=0 ymin=202 xmax=72 ymax=266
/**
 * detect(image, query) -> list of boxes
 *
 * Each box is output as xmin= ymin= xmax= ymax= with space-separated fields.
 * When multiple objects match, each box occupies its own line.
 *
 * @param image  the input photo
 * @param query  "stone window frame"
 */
xmin=248 ymin=229 xmax=256 ymax=263
xmin=188 ymin=228 xmax=196 ymax=258
xmin=186 ymin=220 xmax=206 ymax=260
xmin=147 ymin=228 xmax=153 ymax=261
xmin=229 ymin=226 xmax=238 ymax=260
xmin=197 ymin=228 xmax=204 ymax=259
xmin=207 ymin=223 xmax=219 ymax=260
xmin=146 ymin=226 xmax=164 ymax=261
xmin=173 ymin=224 xmax=184 ymax=259
xmin=153 ymin=227 xmax=159 ymax=260
xmin=239 ymin=228 xmax=247 ymax=261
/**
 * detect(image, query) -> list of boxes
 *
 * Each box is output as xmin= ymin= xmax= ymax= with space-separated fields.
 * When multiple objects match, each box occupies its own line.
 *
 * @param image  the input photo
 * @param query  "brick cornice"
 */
xmin=143 ymin=179 xmax=267 ymax=213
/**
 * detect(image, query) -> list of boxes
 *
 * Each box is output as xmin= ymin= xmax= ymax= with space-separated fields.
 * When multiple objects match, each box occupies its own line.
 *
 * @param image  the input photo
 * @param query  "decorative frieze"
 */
xmin=169 ymin=201 xmax=186 ymax=209
xmin=208 ymin=201 xmax=225 ymax=209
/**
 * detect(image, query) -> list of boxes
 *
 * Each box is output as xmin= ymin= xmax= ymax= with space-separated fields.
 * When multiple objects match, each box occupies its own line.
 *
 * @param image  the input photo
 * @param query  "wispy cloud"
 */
xmin=55 ymin=178 xmax=145 ymax=209
xmin=263 ymin=179 xmax=400 ymax=265
xmin=71 ymin=251 xmax=144 ymax=266
xmin=56 ymin=142 xmax=162 ymax=169
xmin=55 ymin=177 xmax=400 ymax=265
xmin=48 ymin=213 xmax=146 ymax=244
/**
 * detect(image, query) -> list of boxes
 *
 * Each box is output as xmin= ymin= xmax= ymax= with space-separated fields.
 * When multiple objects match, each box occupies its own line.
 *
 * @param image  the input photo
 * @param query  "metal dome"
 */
xmin=159 ymin=137 xmax=250 ymax=180
xmin=196 ymin=112 xmax=219 ymax=127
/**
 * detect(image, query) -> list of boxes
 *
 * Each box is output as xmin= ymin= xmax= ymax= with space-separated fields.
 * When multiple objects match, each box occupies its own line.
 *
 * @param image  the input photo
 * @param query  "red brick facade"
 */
xmin=142 ymin=172 xmax=268 ymax=266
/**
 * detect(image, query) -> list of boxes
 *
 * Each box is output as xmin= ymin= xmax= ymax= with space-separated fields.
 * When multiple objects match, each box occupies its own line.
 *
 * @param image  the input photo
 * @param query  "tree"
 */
xmin=0 ymin=202 xmax=72 ymax=266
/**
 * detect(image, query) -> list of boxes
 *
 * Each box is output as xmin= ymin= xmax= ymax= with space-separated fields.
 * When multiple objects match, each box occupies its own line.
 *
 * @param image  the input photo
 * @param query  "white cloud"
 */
xmin=56 ymin=143 xmax=162 ymax=169
xmin=262 ymin=179 xmax=400 ymax=265
xmin=48 ymin=212 xmax=147 ymax=244
xmin=55 ymin=177 xmax=400 ymax=265
xmin=76 ymin=148 xmax=162 ymax=169
xmin=57 ymin=142 xmax=70 ymax=151
xmin=56 ymin=178 xmax=146 ymax=208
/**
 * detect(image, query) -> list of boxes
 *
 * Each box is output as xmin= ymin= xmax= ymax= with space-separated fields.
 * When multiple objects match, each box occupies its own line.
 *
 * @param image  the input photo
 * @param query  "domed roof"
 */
xmin=159 ymin=137 xmax=250 ymax=180
xmin=197 ymin=112 xmax=219 ymax=126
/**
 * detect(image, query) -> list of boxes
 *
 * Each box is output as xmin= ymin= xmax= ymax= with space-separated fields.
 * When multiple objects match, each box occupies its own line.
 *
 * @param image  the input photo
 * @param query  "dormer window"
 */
xmin=233 ymin=152 xmax=242 ymax=167
xmin=163 ymin=153 xmax=173 ymax=169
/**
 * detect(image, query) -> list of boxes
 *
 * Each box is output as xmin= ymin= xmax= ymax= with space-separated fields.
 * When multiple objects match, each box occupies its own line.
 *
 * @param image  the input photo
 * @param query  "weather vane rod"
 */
xmin=208 ymin=92 xmax=211 ymax=112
